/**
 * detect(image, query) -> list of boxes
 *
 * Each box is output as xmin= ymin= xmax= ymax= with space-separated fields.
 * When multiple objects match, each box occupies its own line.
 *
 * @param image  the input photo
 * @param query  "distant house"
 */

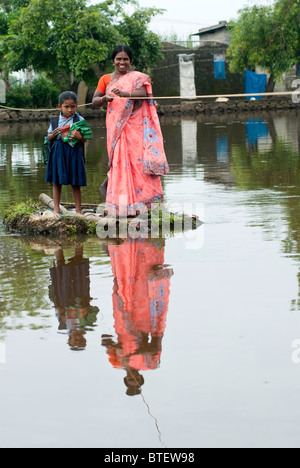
xmin=190 ymin=20 xmax=298 ymax=93
xmin=191 ymin=21 xmax=231 ymax=45
xmin=151 ymin=20 xmax=245 ymax=98
xmin=151 ymin=19 xmax=297 ymax=98
xmin=10 ymin=68 xmax=38 ymax=86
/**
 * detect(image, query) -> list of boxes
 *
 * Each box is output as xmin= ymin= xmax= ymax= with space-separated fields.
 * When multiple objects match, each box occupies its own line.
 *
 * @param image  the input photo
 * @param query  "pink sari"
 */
xmin=105 ymin=71 xmax=169 ymax=216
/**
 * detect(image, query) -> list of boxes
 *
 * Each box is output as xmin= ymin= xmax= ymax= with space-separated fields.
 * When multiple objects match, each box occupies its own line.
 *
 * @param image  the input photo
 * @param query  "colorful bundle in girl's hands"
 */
xmin=63 ymin=119 xmax=93 ymax=147
xmin=58 ymin=125 xmax=72 ymax=139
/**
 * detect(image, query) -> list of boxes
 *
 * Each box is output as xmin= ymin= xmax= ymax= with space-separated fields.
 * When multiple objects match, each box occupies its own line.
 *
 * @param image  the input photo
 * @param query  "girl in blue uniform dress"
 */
xmin=46 ymin=91 xmax=86 ymax=215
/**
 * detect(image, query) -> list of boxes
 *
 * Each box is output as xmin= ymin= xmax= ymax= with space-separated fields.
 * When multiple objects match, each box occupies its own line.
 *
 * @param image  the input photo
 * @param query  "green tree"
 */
xmin=0 ymin=0 xmax=30 ymax=12
xmin=118 ymin=7 xmax=164 ymax=74
xmin=0 ymin=1 xmax=31 ymax=87
xmin=227 ymin=1 xmax=300 ymax=91
xmin=1 ymin=0 xmax=123 ymax=83
xmin=274 ymin=0 xmax=300 ymax=64
xmin=0 ymin=0 xmax=164 ymax=92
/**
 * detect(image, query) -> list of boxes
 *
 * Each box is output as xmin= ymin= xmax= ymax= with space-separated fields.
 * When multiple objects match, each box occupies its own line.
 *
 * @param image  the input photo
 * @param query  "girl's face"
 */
xmin=113 ymin=51 xmax=131 ymax=74
xmin=59 ymin=99 xmax=77 ymax=119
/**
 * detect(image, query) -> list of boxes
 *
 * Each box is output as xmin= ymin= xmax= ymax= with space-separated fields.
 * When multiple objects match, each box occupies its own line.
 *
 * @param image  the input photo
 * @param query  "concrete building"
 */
xmin=151 ymin=21 xmax=243 ymax=98
xmin=152 ymin=19 xmax=299 ymax=97
xmin=191 ymin=21 xmax=231 ymax=45
xmin=152 ymin=41 xmax=243 ymax=98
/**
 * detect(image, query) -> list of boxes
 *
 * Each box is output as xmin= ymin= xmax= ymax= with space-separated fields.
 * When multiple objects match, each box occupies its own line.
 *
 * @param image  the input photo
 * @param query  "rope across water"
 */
xmin=0 ymin=90 xmax=298 ymax=112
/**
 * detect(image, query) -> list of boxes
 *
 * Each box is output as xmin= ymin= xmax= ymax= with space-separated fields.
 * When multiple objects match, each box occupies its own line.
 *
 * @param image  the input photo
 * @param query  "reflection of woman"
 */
xmin=49 ymin=246 xmax=99 ymax=351
xmin=101 ymin=238 xmax=174 ymax=396
xmin=92 ymin=45 xmax=169 ymax=216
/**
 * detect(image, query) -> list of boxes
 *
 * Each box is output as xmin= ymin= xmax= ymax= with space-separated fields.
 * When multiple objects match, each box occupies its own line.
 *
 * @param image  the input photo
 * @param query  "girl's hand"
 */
xmin=71 ymin=129 xmax=82 ymax=141
xmin=47 ymin=127 xmax=60 ymax=141
xmin=53 ymin=127 xmax=60 ymax=138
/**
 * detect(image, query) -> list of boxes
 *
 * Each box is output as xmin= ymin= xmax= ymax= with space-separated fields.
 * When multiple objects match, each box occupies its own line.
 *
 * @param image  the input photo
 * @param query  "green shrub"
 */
xmin=5 ymin=76 xmax=59 ymax=109
xmin=30 ymin=76 xmax=59 ymax=108
xmin=6 ymin=85 xmax=33 ymax=109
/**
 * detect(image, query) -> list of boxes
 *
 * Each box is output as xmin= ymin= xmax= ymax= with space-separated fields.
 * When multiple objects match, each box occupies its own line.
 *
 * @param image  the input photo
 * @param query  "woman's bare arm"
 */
xmin=111 ymin=85 xmax=148 ymax=99
xmin=92 ymin=90 xmax=114 ymax=108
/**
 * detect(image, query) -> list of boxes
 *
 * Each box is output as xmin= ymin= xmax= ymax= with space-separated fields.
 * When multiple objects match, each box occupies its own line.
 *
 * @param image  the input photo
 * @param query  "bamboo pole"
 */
xmin=39 ymin=193 xmax=69 ymax=215
xmin=0 ymin=90 xmax=299 ymax=112
xmin=60 ymin=202 xmax=100 ymax=208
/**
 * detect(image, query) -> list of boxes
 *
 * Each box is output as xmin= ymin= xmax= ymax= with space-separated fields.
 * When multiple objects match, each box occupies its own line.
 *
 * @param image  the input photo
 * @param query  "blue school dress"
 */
xmin=46 ymin=112 xmax=87 ymax=187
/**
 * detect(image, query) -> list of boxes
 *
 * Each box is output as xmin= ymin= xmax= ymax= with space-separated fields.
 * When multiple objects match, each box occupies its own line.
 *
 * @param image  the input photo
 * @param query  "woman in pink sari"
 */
xmin=92 ymin=45 xmax=169 ymax=216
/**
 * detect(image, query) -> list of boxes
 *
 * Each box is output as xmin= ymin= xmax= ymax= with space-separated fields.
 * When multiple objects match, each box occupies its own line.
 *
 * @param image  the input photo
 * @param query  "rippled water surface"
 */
xmin=1 ymin=111 xmax=300 ymax=448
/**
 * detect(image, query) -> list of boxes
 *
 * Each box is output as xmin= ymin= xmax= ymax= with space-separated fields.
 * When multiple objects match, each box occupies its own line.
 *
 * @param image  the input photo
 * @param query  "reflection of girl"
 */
xmin=102 ymin=238 xmax=173 ymax=395
xmin=92 ymin=45 xmax=169 ymax=216
xmin=49 ymin=246 xmax=99 ymax=351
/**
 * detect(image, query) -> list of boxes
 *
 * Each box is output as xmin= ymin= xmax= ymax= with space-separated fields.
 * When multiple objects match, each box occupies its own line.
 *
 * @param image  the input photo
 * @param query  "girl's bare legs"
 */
xmin=72 ymin=186 xmax=83 ymax=214
xmin=53 ymin=184 xmax=62 ymax=214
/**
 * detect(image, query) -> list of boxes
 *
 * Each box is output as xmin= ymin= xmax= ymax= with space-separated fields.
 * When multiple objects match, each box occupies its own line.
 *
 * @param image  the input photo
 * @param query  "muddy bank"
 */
xmin=0 ymin=96 xmax=298 ymax=122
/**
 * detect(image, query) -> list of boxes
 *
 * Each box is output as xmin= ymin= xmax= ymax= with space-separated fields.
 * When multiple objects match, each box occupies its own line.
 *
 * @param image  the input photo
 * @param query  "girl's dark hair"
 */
xmin=59 ymin=91 xmax=78 ymax=105
xmin=111 ymin=45 xmax=133 ymax=62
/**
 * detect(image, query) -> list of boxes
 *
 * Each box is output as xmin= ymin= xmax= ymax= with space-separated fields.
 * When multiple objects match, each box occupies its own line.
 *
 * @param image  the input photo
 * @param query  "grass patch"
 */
xmin=3 ymin=199 xmax=41 ymax=224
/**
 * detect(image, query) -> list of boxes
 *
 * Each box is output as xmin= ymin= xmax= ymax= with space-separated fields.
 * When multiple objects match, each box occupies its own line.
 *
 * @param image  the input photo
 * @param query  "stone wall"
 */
xmin=0 ymin=107 xmax=105 ymax=123
xmin=152 ymin=42 xmax=244 ymax=98
xmin=156 ymin=97 xmax=299 ymax=117
xmin=0 ymin=97 xmax=298 ymax=123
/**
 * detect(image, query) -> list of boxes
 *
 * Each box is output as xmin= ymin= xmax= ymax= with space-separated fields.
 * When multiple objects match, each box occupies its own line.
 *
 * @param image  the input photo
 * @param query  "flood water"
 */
xmin=1 ymin=110 xmax=300 ymax=448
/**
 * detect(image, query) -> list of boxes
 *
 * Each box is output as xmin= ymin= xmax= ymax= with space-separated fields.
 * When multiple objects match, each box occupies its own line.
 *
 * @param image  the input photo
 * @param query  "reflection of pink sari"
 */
xmin=106 ymin=239 xmax=173 ymax=371
xmin=105 ymin=71 xmax=169 ymax=216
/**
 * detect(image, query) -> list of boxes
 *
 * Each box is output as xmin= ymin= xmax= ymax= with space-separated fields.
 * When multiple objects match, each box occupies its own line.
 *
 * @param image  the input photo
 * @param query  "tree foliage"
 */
xmin=227 ymin=0 xmax=300 ymax=87
xmin=118 ymin=7 xmax=164 ymax=74
xmin=0 ymin=0 xmax=164 ymax=86
xmin=274 ymin=0 xmax=300 ymax=63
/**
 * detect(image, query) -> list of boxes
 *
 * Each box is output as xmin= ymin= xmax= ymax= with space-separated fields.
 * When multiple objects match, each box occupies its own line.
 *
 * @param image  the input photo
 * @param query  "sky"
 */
xmin=90 ymin=0 xmax=275 ymax=39
xmin=134 ymin=0 xmax=275 ymax=38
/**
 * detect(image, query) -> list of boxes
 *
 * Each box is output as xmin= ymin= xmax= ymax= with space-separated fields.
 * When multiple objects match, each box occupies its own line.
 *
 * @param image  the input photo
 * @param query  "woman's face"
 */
xmin=113 ymin=51 xmax=131 ymax=74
